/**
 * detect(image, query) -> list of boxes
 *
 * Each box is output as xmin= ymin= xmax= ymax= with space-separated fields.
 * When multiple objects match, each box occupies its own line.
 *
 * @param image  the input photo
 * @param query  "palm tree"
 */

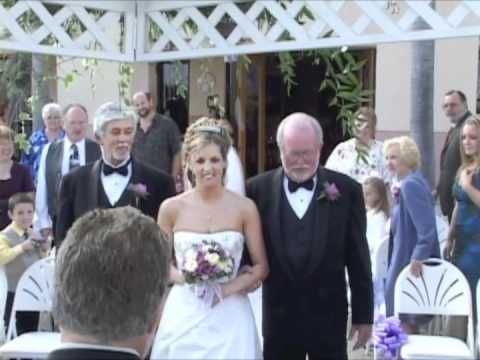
xmin=410 ymin=0 xmax=435 ymax=186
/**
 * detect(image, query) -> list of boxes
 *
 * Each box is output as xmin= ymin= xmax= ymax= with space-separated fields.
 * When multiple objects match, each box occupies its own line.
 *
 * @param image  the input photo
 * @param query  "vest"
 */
xmin=280 ymin=191 xmax=317 ymax=275
xmin=97 ymin=178 xmax=133 ymax=209
xmin=1 ymin=226 xmax=42 ymax=292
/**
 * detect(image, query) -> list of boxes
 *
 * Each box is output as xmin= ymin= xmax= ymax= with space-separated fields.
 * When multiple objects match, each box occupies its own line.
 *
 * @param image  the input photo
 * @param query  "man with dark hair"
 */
xmin=35 ymin=104 xmax=101 ymax=240
xmin=437 ymin=90 xmax=471 ymax=220
xmin=132 ymin=91 xmax=181 ymax=178
xmin=48 ymin=207 xmax=170 ymax=360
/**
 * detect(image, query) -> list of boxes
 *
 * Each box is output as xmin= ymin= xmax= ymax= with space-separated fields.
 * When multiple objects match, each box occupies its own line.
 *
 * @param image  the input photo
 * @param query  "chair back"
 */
xmin=6 ymin=256 xmax=55 ymax=340
xmin=394 ymin=258 xmax=471 ymax=317
xmin=0 ymin=267 xmax=7 ymax=342
xmin=373 ymin=236 xmax=389 ymax=282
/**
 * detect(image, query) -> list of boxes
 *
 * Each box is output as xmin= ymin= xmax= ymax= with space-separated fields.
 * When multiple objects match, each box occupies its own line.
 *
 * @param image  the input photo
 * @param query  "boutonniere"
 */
xmin=128 ymin=183 xmax=149 ymax=207
xmin=392 ymin=185 xmax=401 ymax=203
xmin=317 ymin=181 xmax=340 ymax=202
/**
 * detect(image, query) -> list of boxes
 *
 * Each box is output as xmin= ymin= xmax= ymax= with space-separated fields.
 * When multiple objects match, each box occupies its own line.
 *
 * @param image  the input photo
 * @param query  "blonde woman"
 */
xmin=152 ymin=117 xmax=268 ymax=359
xmin=445 ymin=116 xmax=480 ymax=302
xmin=383 ymin=136 xmax=439 ymax=328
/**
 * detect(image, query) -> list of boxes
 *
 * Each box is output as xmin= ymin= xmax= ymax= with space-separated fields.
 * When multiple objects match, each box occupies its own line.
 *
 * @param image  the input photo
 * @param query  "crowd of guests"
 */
xmin=0 ymin=88 xmax=477 ymax=358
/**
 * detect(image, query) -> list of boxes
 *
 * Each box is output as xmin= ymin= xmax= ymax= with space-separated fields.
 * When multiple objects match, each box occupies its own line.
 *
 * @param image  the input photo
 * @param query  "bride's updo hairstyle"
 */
xmin=183 ymin=117 xmax=232 ymax=186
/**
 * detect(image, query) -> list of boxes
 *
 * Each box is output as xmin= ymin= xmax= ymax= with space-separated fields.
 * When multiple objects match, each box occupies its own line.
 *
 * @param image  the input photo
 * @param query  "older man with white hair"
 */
xmin=55 ymin=102 xmax=176 ymax=247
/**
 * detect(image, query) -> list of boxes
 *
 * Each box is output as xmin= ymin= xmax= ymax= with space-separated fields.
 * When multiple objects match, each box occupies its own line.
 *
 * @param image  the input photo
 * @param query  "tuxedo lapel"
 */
xmin=86 ymin=160 xmax=101 ymax=211
xmin=304 ymin=168 xmax=330 ymax=278
xmin=268 ymin=168 xmax=296 ymax=282
xmin=126 ymin=160 xmax=145 ymax=209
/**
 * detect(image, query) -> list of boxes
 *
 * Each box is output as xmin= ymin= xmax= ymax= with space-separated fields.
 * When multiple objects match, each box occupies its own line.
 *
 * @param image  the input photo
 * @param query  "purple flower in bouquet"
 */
xmin=317 ymin=181 xmax=340 ymax=202
xmin=182 ymin=240 xmax=234 ymax=284
xmin=373 ymin=315 xmax=408 ymax=359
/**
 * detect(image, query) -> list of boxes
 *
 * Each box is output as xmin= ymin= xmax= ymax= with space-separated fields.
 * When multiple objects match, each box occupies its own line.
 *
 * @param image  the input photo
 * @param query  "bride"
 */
xmin=151 ymin=117 xmax=269 ymax=359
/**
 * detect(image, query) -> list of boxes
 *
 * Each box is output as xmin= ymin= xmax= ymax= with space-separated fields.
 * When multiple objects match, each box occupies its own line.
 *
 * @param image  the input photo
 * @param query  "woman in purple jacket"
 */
xmin=383 ymin=136 xmax=440 ymax=331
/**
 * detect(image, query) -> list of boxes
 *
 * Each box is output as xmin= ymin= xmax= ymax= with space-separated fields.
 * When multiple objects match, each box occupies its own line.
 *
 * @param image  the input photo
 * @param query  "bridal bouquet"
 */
xmin=182 ymin=240 xmax=235 ymax=307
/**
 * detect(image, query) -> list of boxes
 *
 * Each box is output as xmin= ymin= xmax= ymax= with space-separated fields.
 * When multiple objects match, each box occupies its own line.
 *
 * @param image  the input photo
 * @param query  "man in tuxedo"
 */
xmin=247 ymin=113 xmax=373 ymax=360
xmin=55 ymin=102 xmax=176 ymax=247
xmin=437 ymin=89 xmax=471 ymax=220
xmin=48 ymin=207 xmax=170 ymax=360
xmin=36 ymin=104 xmax=101 ymax=240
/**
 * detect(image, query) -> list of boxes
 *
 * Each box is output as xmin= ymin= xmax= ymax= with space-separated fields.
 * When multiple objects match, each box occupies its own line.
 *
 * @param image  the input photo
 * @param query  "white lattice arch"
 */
xmin=0 ymin=0 xmax=479 ymax=62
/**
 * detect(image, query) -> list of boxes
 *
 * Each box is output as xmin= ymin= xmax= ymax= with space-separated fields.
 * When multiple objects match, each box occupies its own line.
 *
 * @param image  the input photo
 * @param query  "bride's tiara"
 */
xmin=195 ymin=125 xmax=223 ymax=134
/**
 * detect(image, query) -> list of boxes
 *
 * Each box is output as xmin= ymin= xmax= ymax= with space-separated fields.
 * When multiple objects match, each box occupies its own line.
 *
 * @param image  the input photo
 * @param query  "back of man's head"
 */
xmin=53 ymin=207 xmax=170 ymax=350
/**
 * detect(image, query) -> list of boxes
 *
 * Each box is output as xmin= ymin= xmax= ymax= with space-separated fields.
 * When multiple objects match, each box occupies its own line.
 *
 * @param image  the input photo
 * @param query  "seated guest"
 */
xmin=0 ymin=192 xmax=49 ymax=335
xmin=48 ymin=206 xmax=170 ymax=360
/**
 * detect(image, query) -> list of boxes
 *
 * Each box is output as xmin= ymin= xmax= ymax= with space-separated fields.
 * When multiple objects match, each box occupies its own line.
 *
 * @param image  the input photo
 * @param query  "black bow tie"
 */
xmin=288 ymin=177 xmax=314 ymax=193
xmin=103 ymin=161 xmax=130 ymax=177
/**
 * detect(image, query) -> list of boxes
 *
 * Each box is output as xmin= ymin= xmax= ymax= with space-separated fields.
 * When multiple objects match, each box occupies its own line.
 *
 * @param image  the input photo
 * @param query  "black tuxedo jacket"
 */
xmin=247 ymin=167 xmax=373 ymax=347
xmin=48 ymin=347 xmax=140 ymax=360
xmin=55 ymin=159 xmax=175 ymax=247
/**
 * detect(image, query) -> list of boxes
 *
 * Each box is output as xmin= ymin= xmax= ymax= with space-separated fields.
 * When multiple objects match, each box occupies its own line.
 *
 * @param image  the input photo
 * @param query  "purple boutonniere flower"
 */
xmin=128 ymin=183 xmax=149 ymax=198
xmin=392 ymin=186 xmax=400 ymax=203
xmin=317 ymin=182 xmax=341 ymax=202
xmin=128 ymin=183 xmax=149 ymax=207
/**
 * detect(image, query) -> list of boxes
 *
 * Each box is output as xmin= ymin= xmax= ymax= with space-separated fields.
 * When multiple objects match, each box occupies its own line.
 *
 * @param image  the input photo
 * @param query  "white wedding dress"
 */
xmin=151 ymin=231 xmax=262 ymax=360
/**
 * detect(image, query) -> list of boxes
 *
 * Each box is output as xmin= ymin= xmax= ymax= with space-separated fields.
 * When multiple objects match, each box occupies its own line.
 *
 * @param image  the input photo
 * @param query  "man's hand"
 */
xmin=443 ymin=238 xmax=455 ymax=260
xmin=349 ymin=323 xmax=372 ymax=350
xmin=40 ymin=228 xmax=52 ymax=238
xmin=410 ymin=259 xmax=423 ymax=278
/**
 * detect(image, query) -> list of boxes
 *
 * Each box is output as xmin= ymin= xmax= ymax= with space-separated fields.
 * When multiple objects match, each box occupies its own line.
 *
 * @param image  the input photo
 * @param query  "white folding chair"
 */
xmin=0 ymin=266 xmax=8 ymax=343
xmin=475 ymin=279 xmax=480 ymax=359
xmin=372 ymin=236 xmax=389 ymax=317
xmin=0 ymin=256 xmax=61 ymax=358
xmin=394 ymin=258 xmax=474 ymax=360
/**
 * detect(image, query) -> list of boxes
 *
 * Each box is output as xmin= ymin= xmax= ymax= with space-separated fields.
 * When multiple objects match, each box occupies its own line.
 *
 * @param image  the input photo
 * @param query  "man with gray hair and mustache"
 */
xmin=48 ymin=207 xmax=170 ymax=359
xmin=55 ymin=102 xmax=176 ymax=247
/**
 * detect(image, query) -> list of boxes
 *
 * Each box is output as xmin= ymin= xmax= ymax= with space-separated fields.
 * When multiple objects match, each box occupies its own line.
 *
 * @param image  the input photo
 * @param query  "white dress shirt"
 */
xmin=225 ymin=147 xmax=245 ymax=195
xmin=35 ymin=138 xmax=87 ymax=230
xmin=283 ymin=176 xmax=317 ymax=219
xmin=100 ymin=157 xmax=132 ymax=205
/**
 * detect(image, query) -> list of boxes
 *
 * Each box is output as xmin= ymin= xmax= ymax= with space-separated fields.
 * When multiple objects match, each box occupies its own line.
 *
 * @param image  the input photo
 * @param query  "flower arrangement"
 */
xmin=182 ymin=240 xmax=235 ymax=307
xmin=128 ymin=183 xmax=149 ymax=207
xmin=373 ymin=315 xmax=408 ymax=360
xmin=392 ymin=185 xmax=401 ymax=203
xmin=317 ymin=181 xmax=341 ymax=202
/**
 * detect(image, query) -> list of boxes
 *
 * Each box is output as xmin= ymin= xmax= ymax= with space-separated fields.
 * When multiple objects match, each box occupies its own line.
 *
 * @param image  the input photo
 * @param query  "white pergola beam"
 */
xmin=0 ymin=0 xmax=478 ymax=62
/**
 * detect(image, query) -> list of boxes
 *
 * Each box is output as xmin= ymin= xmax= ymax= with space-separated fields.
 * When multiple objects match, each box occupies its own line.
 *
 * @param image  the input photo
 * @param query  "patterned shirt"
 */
xmin=325 ymin=138 xmax=391 ymax=184
xmin=132 ymin=113 xmax=181 ymax=174
xmin=21 ymin=128 xmax=64 ymax=184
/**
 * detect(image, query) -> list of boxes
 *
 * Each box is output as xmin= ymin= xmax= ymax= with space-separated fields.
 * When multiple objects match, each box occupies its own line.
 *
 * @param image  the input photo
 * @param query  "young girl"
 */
xmin=363 ymin=176 xmax=390 ymax=316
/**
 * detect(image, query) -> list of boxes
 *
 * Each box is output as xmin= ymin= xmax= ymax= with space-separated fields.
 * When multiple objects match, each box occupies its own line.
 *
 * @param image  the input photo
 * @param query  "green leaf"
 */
xmin=328 ymin=97 xmax=338 ymax=107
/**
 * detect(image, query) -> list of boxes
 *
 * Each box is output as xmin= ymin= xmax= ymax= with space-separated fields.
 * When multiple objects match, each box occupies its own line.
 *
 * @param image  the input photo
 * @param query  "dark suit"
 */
xmin=438 ymin=111 xmax=471 ymax=219
xmin=55 ymin=159 xmax=175 ymax=247
xmin=48 ymin=347 xmax=140 ymax=360
xmin=45 ymin=138 xmax=101 ymax=219
xmin=247 ymin=167 xmax=373 ymax=360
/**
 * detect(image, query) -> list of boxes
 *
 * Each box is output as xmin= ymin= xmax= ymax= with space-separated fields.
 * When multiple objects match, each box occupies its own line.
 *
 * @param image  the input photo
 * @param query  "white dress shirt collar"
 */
xmin=100 ymin=158 xmax=132 ymax=206
xmin=283 ymin=175 xmax=317 ymax=219
xmin=56 ymin=342 xmax=140 ymax=357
